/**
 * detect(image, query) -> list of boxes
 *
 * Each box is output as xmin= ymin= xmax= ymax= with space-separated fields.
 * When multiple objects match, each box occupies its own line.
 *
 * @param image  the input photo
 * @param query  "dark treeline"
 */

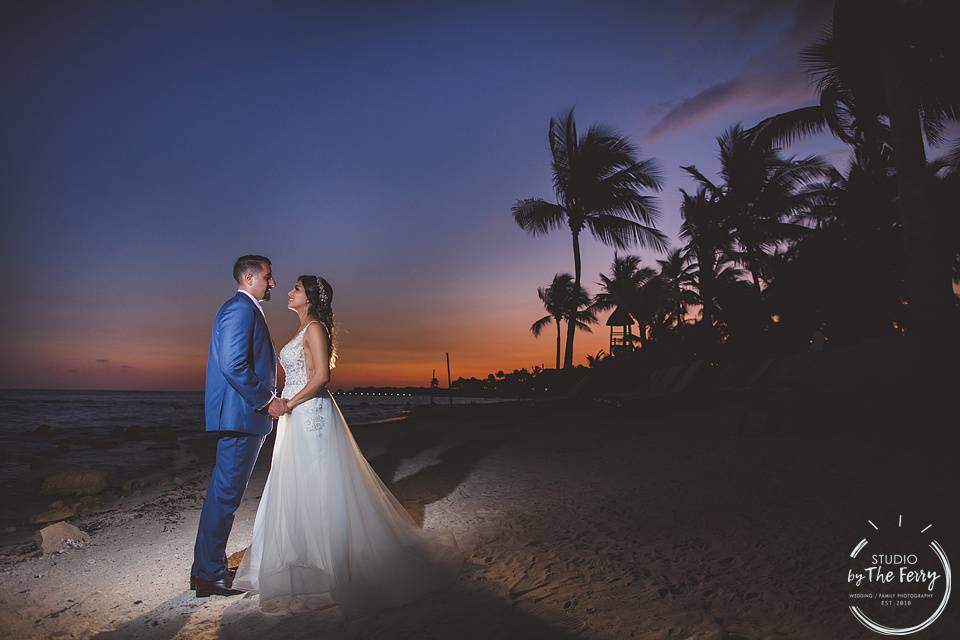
xmin=450 ymin=366 xmax=548 ymax=397
xmin=512 ymin=0 xmax=958 ymax=389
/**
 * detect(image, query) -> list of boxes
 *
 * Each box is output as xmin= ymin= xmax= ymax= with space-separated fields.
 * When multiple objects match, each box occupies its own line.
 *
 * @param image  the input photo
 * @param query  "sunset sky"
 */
xmin=2 ymin=0 xmax=852 ymax=391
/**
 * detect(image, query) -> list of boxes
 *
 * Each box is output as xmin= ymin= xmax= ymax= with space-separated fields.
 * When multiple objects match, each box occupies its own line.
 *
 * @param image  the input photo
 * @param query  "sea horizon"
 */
xmin=0 ymin=386 xmax=478 ymax=396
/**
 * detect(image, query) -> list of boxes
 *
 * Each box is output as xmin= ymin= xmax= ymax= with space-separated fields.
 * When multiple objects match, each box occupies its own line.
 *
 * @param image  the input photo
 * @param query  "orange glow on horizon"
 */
xmin=1 ymin=309 xmax=613 ymax=391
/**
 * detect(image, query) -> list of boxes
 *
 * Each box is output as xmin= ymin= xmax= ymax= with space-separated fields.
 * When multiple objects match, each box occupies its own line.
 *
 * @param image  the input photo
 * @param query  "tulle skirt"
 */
xmin=233 ymin=391 xmax=463 ymax=618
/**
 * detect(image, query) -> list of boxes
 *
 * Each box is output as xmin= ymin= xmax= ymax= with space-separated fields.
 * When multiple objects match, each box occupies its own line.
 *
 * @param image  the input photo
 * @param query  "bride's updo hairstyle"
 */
xmin=299 ymin=275 xmax=338 ymax=369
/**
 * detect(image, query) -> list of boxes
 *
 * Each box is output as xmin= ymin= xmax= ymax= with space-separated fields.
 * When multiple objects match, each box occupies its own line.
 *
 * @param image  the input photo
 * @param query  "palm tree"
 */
xmin=567 ymin=284 xmax=600 ymax=350
xmin=746 ymin=0 xmax=960 ymax=332
xmin=513 ymin=108 xmax=666 ymax=367
xmin=678 ymin=186 xmax=736 ymax=330
xmin=530 ymin=273 xmax=598 ymax=369
xmin=655 ymin=248 xmax=698 ymax=331
xmin=759 ymin=146 xmax=960 ymax=345
xmin=747 ymin=62 xmax=890 ymax=170
xmin=682 ymin=124 xmax=828 ymax=296
xmin=592 ymin=253 xmax=656 ymax=311
xmin=591 ymin=253 xmax=656 ymax=348
xmin=531 ymin=273 xmax=574 ymax=370
xmin=586 ymin=349 xmax=607 ymax=368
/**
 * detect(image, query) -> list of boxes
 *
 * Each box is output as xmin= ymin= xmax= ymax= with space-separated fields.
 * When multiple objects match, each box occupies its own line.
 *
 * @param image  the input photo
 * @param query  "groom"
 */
xmin=191 ymin=255 xmax=289 ymax=597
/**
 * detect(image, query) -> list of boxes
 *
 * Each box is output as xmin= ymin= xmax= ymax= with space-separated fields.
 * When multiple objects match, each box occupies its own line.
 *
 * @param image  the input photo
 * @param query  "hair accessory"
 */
xmin=313 ymin=276 xmax=329 ymax=307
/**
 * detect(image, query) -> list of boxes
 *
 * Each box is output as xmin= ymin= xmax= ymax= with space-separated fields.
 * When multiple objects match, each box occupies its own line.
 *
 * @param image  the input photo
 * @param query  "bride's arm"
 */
xmin=286 ymin=323 xmax=331 ymax=410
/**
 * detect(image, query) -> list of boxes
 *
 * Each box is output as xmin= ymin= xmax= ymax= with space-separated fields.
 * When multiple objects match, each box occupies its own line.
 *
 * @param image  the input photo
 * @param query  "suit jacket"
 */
xmin=203 ymin=292 xmax=277 ymax=435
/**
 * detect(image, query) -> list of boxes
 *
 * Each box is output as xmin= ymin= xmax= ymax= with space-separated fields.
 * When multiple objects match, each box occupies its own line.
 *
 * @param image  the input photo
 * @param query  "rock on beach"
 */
xmin=34 ymin=521 xmax=91 ymax=555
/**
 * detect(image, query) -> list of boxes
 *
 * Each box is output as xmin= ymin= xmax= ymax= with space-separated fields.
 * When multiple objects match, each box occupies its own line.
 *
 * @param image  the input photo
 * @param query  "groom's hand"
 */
xmin=267 ymin=397 xmax=288 ymax=419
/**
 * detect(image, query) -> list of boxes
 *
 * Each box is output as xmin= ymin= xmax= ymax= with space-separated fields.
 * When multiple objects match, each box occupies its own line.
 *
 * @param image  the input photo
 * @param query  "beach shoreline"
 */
xmin=1 ymin=393 xmax=957 ymax=639
xmin=0 ymin=390 xmax=517 ymax=542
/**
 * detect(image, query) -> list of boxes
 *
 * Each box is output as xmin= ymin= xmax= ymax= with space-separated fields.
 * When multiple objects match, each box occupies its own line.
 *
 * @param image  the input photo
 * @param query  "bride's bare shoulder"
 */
xmin=303 ymin=321 xmax=330 ymax=348
xmin=310 ymin=320 xmax=330 ymax=337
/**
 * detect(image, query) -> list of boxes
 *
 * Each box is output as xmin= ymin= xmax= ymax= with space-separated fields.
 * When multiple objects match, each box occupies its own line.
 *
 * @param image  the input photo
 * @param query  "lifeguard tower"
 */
xmin=607 ymin=306 xmax=637 ymax=355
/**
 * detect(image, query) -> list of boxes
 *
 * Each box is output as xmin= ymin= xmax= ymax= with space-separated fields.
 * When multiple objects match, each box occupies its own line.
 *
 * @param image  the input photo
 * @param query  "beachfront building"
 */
xmin=607 ymin=306 xmax=636 ymax=355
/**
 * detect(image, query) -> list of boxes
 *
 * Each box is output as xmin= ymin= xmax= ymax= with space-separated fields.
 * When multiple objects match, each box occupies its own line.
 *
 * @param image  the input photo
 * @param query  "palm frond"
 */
xmin=512 ymin=199 xmax=567 ymax=236
xmin=574 ymin=319 xmax=594 ymax=332
xmin=585 ymin=214 xmax=668 ymax=252
xmin=593 ymin=190 xmax=662 ymax=226
xmin=680 ymin=164 xmax=723 ymax=196
xmin=747 ymin=105 xmax=829 ymax=149
xmin=800 ymin=23 xmax=841 ymax=95
xmin=947 ymin=138 xmax=960 ymax=175
xmin=530 ymin=315 xmax=553 ymax=337
xmin=549 ymin=108 xmax=577 ymax=200
xmin=921 ymin=109 xmax=947 ymax=147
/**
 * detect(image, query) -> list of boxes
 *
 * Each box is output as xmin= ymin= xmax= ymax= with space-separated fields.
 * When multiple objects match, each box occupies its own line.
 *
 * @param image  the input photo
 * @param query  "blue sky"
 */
xmin=2 ymin=0 xmax=858 ymax=389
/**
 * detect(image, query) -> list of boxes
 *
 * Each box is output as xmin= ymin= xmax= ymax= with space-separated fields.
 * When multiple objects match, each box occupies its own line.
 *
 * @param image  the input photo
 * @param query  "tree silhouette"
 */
xmin=513 ymin=108 xmax=665 ymax=367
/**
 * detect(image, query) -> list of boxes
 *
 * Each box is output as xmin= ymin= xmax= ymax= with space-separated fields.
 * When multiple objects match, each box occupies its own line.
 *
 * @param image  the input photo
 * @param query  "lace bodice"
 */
xmin=279 ymin=320 xmax=330 ymax=397
xmin=278 ymin=321 xmax=330 ymax=434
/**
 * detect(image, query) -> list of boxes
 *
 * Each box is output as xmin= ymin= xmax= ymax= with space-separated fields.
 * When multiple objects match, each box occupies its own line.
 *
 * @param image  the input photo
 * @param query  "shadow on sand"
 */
xmin=366 ymin=426 xmax=451 ymax=486
xmin=386 ymin=436 xmax=505 ymax=526
xmin=89 ymin=429 xmax=579 ymax=640
xmin=90 ymin=593 xmax=195 ymax=640
xmin=92 ymin=583 xmax=588 ymax=640
xmin=212 ymin=572 xmax=589 ymax=640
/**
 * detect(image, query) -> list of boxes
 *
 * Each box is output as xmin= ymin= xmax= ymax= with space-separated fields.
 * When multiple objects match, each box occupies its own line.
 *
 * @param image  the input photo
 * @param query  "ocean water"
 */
xmin=0 ymin=389 xmax=508 ymax=501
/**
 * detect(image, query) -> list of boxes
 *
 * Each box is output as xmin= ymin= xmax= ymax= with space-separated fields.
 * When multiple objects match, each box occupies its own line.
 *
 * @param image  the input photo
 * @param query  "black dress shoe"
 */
xmin=194 ymin=576 xmax=245 ymax=598
xmin=190 ymin=567 xmax=236 ymax=590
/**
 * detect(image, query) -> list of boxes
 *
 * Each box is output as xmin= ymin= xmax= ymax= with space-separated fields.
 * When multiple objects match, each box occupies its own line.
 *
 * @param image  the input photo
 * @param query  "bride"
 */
xmin=233 ymin=275 xmax=463 ymax=617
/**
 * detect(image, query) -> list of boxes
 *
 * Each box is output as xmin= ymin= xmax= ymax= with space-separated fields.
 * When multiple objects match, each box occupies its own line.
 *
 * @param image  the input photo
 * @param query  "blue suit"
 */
xmin=193 ymin=291 xmax=277 ymax=582
xmin=203 ymin=292 xmax=277 ymax=435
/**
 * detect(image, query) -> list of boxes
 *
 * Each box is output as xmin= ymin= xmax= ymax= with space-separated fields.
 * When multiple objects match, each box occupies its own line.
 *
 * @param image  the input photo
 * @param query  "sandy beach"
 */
xmin=1 ymin=389 xmax=957 ymax=639
xmin=6 ymin=0 xmax=960 ymax=637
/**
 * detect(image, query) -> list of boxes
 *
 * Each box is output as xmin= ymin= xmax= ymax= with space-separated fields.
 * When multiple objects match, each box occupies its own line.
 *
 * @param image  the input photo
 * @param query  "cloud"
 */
xmin=67 ymin=369 xmax=79 ymax=374
xmin=643 ymin=99 xmax=678 ymax=119
xmin=646 ymin=72 xmax=813 ymax=140
xmin=648 ymin=0 xmax=832 ymax=140
xmin=95 ymin=358 xmax=110 ymax=363
xmin=686 ymin=0 xmax=797 ymax=36
xmin=120 ymin=364 xmax=134 ymax=370
xmin=684 ymin=0 xmax=831 ymax=40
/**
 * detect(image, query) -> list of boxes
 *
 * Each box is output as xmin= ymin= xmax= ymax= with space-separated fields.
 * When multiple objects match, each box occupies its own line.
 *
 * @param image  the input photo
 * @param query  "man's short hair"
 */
xmin=233 ymin=255 xmax=272 ymax=283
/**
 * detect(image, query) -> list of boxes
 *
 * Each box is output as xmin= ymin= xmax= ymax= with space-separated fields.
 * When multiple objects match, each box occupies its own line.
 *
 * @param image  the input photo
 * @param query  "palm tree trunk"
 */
xmin=883 ymin=61 xmax=953 ymax=334
xmin=554 ymin=318 xmax=561 ymax=370
xmin=702 ymin=281 xmax=715 ymax=328
xmin=699 ymin=245 xmax=716 ymax=328
xmin=564 ymin=228 xmax=582 ymax=368
xmin=749 ymin=260 xmax=762 ymax=297
xmin=701 ymin=293 xmax=715 ymax=326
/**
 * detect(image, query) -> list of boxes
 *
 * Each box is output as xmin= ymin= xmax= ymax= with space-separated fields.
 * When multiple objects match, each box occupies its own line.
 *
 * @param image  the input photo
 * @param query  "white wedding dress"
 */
xmin=233 ymin=321 xmax=463 ymax=617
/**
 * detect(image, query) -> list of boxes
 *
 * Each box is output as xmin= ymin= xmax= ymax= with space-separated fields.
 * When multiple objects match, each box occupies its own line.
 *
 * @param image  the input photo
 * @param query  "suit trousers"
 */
xmin=191 ymin=431 xmax=266 ymax=581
